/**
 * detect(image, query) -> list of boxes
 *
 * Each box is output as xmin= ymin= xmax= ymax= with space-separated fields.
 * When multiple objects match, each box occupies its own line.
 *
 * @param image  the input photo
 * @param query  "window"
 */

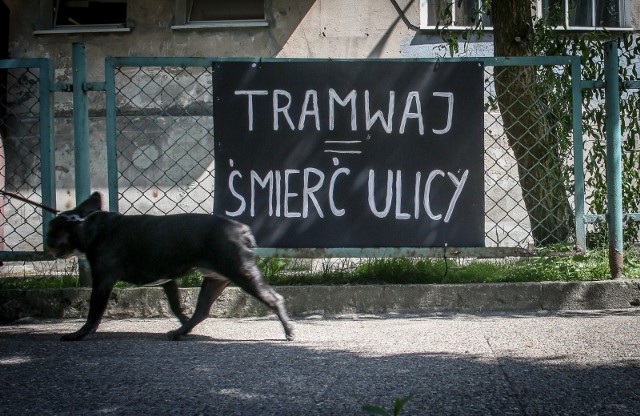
xmin=35 ymin=0 xmax=129 ymax=34
xmin=540 ymin=0 xmax=629 ymax=29
xmin=420 ymin=0 xmax=631 ymax=30
xmin=420 ymin=0 xmax=492 ymax=30
xmin=55 ymin=0 xmax=126 ymax=27
xmin=173 ymin=0 xmax=267 ymax=29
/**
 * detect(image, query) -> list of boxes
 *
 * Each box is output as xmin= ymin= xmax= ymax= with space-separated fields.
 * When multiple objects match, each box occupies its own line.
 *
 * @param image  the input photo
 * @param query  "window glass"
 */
xmin=426 ymin=0 xmax=445 ymax=27
xmin=482 ymin=5 xmax=492 ymax=27
xmin=422 ymin=0 xmax=628 ymax=29
xmin=542 ymin=0 xmax=565 ymax=26
xmin=189 ymin=0 xmax=264 ymax=22
xmin=54 ymin=0 xmax=126 ymax=26
xmin=595 ymin=0 xmax=620 ymax=27
xmin=542 ymin=0 xmax=624 ymax=28
xmin=569 ymin=0 xmax=593 ymax=26
xmin=454 ymin=0 xmax=478 ymax=26
xmin=423 ymin=0 xmax=490 ymax=28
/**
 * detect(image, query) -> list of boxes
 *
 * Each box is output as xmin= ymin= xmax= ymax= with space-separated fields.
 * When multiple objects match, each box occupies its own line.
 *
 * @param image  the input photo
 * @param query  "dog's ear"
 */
xmin=76 ymin=192 xmax=103 ymax=216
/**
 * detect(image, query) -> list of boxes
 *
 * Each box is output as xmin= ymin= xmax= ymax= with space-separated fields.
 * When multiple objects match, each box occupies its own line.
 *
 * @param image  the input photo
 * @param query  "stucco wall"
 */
xmin=6 ymin=0 xmax=427 ymax=80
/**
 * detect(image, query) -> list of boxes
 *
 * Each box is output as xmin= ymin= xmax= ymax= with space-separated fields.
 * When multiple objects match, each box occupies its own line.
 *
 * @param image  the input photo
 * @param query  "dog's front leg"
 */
xmin=61 ymin=280 xmax=113 ymax=341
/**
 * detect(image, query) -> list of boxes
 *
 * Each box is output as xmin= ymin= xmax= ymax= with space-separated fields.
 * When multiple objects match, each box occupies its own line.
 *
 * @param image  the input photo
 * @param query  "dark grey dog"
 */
xmin=46 ymin=192 xmax=294 ymax=342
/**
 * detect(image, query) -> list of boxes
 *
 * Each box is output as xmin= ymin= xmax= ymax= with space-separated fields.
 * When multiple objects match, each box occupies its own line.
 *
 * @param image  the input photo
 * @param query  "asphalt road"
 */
xmin=1 ymin=310 xmax=639 ymax=415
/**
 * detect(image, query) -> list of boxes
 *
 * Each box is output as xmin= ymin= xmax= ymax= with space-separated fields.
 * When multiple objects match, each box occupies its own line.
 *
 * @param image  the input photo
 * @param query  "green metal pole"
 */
xmin=39 ymin=59 xmax=56 ymax=247
xmin=104 ymin=57 xmax=119 ymax=213
xmin=571 ymin=56 xmax=586 ymax=251
xmin=72 ymin=43 xmax=92 ymax=286
xmin=72 ymin=43 xmax=91 ymax=202
xmin=604 ymin=40 xmax=623 ymax=279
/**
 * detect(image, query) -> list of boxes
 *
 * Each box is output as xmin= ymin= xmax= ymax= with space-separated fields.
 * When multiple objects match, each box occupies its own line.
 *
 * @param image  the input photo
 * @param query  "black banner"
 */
xmin=213 ymin=60 xmax=484 ymax=247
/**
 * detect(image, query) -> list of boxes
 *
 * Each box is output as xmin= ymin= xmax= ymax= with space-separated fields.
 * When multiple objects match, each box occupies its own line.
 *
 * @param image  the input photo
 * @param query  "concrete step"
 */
xmin=2 ymin=280 xmax=640 ymax=322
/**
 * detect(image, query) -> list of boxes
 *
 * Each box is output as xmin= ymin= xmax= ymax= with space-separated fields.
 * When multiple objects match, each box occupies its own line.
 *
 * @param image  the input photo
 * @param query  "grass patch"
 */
xmin=0 ymin=271 xmax=206 ymax=290
xmin=263 ymin=249 xmax=631 ymax=286
xmin=1 ymin=248 xmax=639 ymax=289
xmin=0 ymin=274 xmax=81 ymax=290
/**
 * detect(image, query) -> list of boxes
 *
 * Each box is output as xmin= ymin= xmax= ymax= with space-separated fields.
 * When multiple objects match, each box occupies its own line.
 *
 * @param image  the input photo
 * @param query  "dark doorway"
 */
xmin=0 ymin=1 xmax=7 ymax=60
xmin=1 ymin=1 xmax=8 ymax=137
xmin=0 ymin=1 xmax=7 ymax=263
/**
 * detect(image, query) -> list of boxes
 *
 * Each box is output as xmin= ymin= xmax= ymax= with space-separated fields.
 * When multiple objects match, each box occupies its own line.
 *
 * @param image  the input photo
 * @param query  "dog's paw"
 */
xmin=285 ymin=329 xmax=295 ymax=342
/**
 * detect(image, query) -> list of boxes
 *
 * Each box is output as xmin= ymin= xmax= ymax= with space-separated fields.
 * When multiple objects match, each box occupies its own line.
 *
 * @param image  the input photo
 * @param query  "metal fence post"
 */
xmin=104 ymin=57 xmax=119 ymax=213
xmin=39 ymin=59 xmax=56 ymax=245
xmin=604 ymin=40 xmax=623 ymax=279
xmin=571 ymin=56 xmax=586 ymax=251
xmin=72 ymin=43 xmax=92 ymax=286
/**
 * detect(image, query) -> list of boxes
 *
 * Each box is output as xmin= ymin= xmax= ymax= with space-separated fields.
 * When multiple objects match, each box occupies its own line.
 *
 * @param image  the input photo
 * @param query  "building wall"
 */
xmin=4 ymin=0 xmax=431 ymax=212
xmin=6 ymin=1 xmax=638 ymax=65
xmin=6 ymin=0 xmax=422 ymax=79
xmin=1 ymin=0 xmax=639 ymax=248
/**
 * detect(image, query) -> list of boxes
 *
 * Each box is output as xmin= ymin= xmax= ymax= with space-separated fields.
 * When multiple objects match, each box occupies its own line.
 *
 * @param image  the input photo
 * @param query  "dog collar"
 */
xmin=58 ymin=211 xmax=99 ymax=222
xmin=59 ymin=213 xmax=84 ymax=222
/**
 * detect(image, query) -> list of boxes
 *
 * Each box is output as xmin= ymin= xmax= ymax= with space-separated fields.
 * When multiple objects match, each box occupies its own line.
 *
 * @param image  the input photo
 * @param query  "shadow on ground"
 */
xmin=1 ymin=320 xmax=639 ymax=415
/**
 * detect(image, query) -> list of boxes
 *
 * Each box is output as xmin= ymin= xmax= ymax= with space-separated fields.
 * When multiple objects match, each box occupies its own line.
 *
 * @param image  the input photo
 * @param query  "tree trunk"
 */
xmin=492 ymin=0 xmax=574 ymax=246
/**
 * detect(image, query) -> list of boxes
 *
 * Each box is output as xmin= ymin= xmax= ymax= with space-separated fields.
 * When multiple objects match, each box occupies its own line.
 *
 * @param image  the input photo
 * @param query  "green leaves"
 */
xmin=363 ymin=394 xmax=415 ymax=416
xmin=435 ymin=1 xmax=640 ymax=249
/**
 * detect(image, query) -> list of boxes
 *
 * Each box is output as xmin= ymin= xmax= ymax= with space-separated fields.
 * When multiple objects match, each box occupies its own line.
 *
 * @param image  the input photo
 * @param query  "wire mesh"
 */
xmin=480 ymin=63 xmax=575 ymax=247
xmin=114 ymin=65 xmax=215 ymax=216
xmin=1 ymin=57 xmax=626 ymax=276
xmin=580 ymin=42 xmax=640 ymax=248
xmin=0 ymin=66 xmax=77 ymax=278
xmin=109 ymin=61 xmax=580 ymax=250
xmin=619 ymin=47 xmax=640 ymax=248
xmin=0 ymin=67 xmax=45 ymax=252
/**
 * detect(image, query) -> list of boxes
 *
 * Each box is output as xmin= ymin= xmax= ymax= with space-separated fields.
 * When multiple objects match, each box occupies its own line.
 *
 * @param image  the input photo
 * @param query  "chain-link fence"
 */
xmin=579 ymin=43 xmax=640 ymax=249
xmin=0 ymin=62 xmax=74 ymax=277
xmin=113 ymin=65 xmax=215 ymax=216
xmin=484 ymin=62 xmax=575 ymax=248
xmin=0 ymin=67 xmax=44 ymax=252
xmin=109 ymin=58 xmax=578 ymax=252
xmin=2 ymin=54 xmax=639 ymax=279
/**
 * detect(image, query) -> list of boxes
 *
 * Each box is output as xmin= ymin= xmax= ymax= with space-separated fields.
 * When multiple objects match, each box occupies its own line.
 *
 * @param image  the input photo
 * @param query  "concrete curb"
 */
xmin=1 ymin=280 xmax=640 ymax=322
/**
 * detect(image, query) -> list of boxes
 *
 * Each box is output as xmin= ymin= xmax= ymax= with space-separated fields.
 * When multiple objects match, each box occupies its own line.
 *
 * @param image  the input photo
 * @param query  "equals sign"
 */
xmin=324 ymin=140 xmax=362 ymax=154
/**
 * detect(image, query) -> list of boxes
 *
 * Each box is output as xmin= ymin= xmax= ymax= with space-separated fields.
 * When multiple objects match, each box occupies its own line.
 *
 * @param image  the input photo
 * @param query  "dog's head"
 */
xmin=46 ymin=192 xmax=103 ymax=258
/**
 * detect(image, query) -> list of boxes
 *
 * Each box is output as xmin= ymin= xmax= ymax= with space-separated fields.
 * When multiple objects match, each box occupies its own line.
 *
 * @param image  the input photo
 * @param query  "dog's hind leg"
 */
xmin=231 ymin=265 xmax=295 ymax=341
xmin=256 ymin=286 xmax=295 ymax=341
xmin=162 ymin=280 xmax=189 ymax=324
xmin=166 ymin=275 xmax=229 ymax=340
xmin=239 ymin=280 xmax=295 ymax=341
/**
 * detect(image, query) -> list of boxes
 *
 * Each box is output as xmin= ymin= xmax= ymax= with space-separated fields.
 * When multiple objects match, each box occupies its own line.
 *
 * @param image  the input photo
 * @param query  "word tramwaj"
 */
xmin=234 ymin=89 xmax=454 ymax=135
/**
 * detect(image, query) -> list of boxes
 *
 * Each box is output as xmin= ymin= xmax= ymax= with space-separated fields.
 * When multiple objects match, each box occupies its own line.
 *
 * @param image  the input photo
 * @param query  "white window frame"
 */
xmin=172 ymin=0 xmax=268 ymax=30
xmin=420 ymin=0 xmax=632 ymax=31
xmin=34 ymin=0 xmax=130 ymax=35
